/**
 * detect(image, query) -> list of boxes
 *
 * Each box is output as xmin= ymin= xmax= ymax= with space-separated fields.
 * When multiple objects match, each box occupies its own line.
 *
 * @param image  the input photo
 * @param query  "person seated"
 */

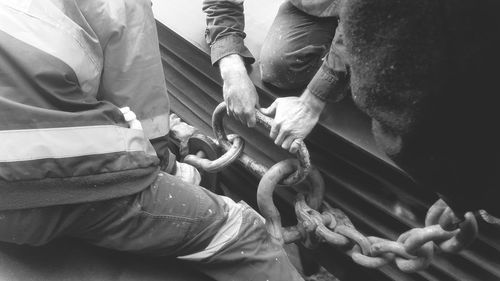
xmin=0 ymin=1 xmax=304 ymax=280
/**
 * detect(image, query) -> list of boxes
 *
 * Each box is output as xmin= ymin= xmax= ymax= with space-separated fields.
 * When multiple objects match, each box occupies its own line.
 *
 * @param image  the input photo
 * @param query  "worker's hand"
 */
xmin=260 ymin=90 xmax=325 ymax=153
xmin=219 ymin=54 xmax=259 ymax=127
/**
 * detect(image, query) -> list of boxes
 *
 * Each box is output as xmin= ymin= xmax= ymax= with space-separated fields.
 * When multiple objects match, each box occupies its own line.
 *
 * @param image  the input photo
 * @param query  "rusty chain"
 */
xmin=183 ymin=102 xmax=311 ymax=186
xmin=181 ymin=102 xmax=480 ymax=273
xmin=256 ymin=160 xmax=479 ymax=273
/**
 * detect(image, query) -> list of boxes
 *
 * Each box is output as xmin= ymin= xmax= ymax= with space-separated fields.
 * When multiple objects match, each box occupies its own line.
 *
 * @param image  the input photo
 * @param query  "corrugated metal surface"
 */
xmin=155 ymin=3 xmax=500 ymax=279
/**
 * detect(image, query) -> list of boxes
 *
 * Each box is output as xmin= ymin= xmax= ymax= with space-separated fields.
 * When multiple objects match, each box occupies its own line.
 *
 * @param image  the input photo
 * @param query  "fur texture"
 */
xmin=341 ymin=0 xmax=500 ymax=214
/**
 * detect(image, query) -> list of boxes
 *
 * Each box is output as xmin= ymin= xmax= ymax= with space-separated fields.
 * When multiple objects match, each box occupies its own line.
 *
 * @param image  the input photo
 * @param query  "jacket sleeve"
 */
xmin=306 ymin=24 xmax=349 ymax=102
xmin=80 ymin=0 xmax=170 ymax=140
xmin=202 ymin=0 xmax=255 ymax=65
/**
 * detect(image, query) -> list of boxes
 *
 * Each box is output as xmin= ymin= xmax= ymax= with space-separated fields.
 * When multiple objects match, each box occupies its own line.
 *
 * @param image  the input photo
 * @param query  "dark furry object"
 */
xmin=341 ymin=0 xmax=500 ymax=215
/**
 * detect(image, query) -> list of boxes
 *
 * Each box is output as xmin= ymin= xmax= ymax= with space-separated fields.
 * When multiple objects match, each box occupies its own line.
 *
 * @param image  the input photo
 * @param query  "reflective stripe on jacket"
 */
xmin=0 ymin=0 xmax=167 ymax=210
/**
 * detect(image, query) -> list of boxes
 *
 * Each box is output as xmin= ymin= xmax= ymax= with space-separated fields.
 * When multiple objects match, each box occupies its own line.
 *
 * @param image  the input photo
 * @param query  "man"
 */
xmin=204 ymin=0 xmax=500 ymax=218
xmin=0 ymin=1 xmax=303 ymax=280
xmin=265 ymin=0 xmax=500 ymax=218
xmin=203 ymin=0 xmax=343 ymax=128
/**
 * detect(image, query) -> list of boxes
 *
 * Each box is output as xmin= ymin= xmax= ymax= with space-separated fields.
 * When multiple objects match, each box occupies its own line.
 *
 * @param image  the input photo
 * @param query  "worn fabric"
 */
xmin=202 ymin=0 xmax=255 ymax=65
xmin=341 ymin=0 xmax=500 ymax=215
xmin=0 ymin=172 xmax=304 ymax=281
xmin=305 ymin=22 xmax=349 ymax=102
xmin=203 ymin=0 xmax=348 ymax=101
xmin=0 ymin=0 xmax=172 ymax=210
xmin=289 ymin=0 xmax=341 ymax=17
xmin=259 ymin=1 xmax=338 ymax=90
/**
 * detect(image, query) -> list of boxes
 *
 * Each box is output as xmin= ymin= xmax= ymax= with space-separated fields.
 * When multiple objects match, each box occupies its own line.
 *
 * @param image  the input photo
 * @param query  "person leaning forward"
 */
xmin=204 ymin=0 xmax=500 ymax=222
xmin=0 ymin=1 xmax=304 ymax=280
xmin=203 ymin=0 xmax=346 ymax=133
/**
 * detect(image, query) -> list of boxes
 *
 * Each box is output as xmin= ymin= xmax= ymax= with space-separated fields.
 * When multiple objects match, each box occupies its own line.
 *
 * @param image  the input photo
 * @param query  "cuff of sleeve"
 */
xmin=150 ymin=136 xmax=177 ymax=174
xmin=210 ymin=35 xmax=255 ymax=66
xmin=140 ymin=113 xmax=170 ymax=139
xmin=307 ymin=64 xmax=348 ymax=103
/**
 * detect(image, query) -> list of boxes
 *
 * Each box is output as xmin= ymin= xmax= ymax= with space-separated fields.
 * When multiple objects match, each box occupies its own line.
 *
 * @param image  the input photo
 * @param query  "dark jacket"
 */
xmin=342 ymin=0 xmax=500 ymax=215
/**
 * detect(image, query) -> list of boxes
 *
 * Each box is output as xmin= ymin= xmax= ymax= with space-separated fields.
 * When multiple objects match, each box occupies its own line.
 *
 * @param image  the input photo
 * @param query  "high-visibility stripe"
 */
xmin=0 ymin=0 xmax=101 ymax=96
xmin=178 ymin=196 xmax=257 ymax=261
xmin=0 ymin=125 xmax=156 ymax=162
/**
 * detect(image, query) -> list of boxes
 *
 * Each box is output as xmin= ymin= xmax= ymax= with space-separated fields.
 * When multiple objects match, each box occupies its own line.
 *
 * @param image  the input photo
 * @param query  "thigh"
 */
xmin=0 ymin=204 xmax=88 ymax=246
xmin=260 ymin=1 xmax=338 ymax=88
xmin=261 ymin=1 xmax=337 ymax=63
xmin=187 ymin=204 xmax=304 ymax=281
xmin=71 ymin=172 xmax=228 ymax=257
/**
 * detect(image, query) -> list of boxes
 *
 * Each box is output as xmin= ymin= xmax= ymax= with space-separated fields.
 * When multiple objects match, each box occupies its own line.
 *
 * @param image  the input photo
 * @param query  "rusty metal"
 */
xmin=256 ymin=161 xmax=327 ymax=246
xmin=395 ymin=230 xmax=435 ymax=272
xmin=212 ymin=102 xmax=311 ymax=186
xmin=182 ymin=102 xmax=480 ymax=274
xmin=282 ymin=185 xmax=478 ymax=273
xmin=180 ymin=134 xmax=221 ymax=192
xmin=423 ymin=199 xmax=479 ymax=253
xmin=257 ymin=158 xmax=302 ymax=245
xmin=351 ymin=237 xmax=395 ymax=268
xmin=183 ymin=134 xmax=244 ymax=173
xmin=438 ymin=212 xmax=478 ymax=253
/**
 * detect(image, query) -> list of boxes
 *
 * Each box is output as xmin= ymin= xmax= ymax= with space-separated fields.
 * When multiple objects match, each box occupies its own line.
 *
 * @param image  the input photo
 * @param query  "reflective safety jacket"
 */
xmin=0 ymin=0 xmax=170 ymax=211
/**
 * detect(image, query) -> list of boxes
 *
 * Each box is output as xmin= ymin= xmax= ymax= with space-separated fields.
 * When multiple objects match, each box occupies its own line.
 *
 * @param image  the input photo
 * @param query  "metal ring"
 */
xmin=212 ymin=102 xmax=311 ymax=185
xmin=438 ymin=212 xmax=478 ymax=253
xmin=183 ymin=134 xmax=244 ymax=173
xmin=395 ymin=229 xmax=435 ymax=272
xmin=257 ymin=159 xmax=301 ymax=245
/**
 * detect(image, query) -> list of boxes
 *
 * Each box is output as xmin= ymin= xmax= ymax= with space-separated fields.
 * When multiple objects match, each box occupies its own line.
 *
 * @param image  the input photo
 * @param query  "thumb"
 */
xmin=259 ymin=100 xmax=278 ymax=117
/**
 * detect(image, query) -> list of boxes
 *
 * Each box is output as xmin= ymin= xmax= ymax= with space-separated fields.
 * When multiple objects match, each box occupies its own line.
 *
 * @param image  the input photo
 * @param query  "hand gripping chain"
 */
xmin=184 ymin=102 xmax=311 ymax=186
xmin=183 ymin=102 xmax=479 ymax=273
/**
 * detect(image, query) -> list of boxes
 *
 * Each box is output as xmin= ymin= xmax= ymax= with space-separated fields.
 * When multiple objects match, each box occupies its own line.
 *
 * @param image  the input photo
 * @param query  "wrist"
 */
xmin=219 ymin=54 xmax=247 ymax=79
xmin=300 ymin=89 xmax=326 ymax=113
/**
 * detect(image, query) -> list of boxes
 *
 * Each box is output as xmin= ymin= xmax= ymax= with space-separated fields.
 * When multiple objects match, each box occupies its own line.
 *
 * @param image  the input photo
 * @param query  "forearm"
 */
xmin=219 ymin=54 xmax=247 ymax=79
xmin=203 ymin=0 xmax=255 ymax=65
xmin=299 ymin=89 xmax=327 ymax=117
xmin=306 ymin=25 xmax=349 ymax=103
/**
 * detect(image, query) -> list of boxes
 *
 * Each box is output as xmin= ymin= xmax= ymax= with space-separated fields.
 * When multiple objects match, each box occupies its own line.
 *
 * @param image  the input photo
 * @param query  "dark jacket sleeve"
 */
xmin=202 ymin=0 xmax=255 ymax=65
xmin=306 ymin=24 xmax=349 ymax=102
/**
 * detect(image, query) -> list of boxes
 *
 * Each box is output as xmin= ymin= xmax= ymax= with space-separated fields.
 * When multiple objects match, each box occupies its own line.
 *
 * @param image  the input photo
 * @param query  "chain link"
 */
xmin=288 ymin=194 xmax=478 ymax=273
xmin=183 ymin=103 xmax=480 ymax=274
xmin=255 ymin=162 xmax=478 ymax=273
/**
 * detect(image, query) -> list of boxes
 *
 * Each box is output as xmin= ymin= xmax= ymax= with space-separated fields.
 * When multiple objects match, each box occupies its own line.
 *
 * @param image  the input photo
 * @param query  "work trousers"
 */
xmin=260 ymin=1 xmax=337 ymax=89
xmin=0 ymin=172 xmax=303 ymax=281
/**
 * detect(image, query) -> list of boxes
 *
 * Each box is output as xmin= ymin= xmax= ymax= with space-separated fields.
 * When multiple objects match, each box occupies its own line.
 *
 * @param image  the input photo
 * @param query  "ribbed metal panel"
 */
xmin=157 ymin=17 xmax=500 ymax=281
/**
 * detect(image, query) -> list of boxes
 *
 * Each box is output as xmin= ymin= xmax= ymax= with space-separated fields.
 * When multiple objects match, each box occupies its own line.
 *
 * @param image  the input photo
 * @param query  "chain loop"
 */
xmin=288 ymin=194 xmax=478 ymax=273
xmin=351 ymin=237 xmax=395 ymax=268
xmin=257 ymin=159 xmax=300 ymax=244
xmin=182 ymin=102 xmax=480 ymax=274
xmin=395 ymin=231 xmax=434 ymax=272
xmin=212 ymin=102 xmax=311 ymax=185
xmin=257 ymin=160 xmax=326 ymax=246
xmin=183 ymin=134 xmax=244 ymax=172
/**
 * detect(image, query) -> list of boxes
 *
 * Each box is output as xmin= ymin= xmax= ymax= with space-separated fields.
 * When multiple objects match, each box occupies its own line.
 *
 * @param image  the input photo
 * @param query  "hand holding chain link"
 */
xmin=182 ymin=102 xmax=480 ymax=274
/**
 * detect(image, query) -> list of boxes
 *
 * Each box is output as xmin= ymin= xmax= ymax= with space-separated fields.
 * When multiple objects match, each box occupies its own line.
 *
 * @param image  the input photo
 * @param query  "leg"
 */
xmin=260 ymin=1 xmax=337 ymax=89
xmin=0 ymin=172 xmax=303 ymax=281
